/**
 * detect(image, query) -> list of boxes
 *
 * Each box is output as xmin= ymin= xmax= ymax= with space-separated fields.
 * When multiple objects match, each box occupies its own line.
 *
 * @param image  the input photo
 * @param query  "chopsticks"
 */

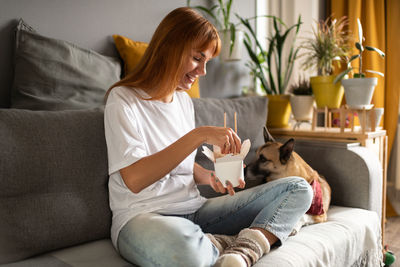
xmin=224 ymin=112 xmax=237 ymax=133
xmin=234 ymin=112 xmax=237 ymax=133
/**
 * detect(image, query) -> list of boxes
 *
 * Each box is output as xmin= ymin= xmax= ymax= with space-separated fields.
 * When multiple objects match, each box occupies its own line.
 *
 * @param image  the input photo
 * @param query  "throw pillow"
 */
xmin=113 ymin=34 xmax=200 ymax=98
xmin=11 ymin=19 xmax=122 ymax=110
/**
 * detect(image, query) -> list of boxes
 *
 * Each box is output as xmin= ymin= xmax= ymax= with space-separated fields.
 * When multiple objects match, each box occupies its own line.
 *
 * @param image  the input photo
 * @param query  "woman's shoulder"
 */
xmin=108 ymin=86 xmax=145 ymax=105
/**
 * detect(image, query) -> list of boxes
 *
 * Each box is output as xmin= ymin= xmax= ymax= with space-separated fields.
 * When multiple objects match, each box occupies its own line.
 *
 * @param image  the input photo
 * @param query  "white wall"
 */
xmin=0 ymin=0 xmax=256 ymax=106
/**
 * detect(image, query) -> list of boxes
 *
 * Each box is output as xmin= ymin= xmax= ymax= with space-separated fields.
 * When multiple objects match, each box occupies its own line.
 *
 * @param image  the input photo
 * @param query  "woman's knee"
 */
xmin=288 ymin=176 xmax=313 ymax=210
xmin=172 ymin=233 xmax=218 ymax=267
xmin=118 ymin=213 xmax=217 ymax=267
xmin=149 ymin=223 xmax=218 ymax=267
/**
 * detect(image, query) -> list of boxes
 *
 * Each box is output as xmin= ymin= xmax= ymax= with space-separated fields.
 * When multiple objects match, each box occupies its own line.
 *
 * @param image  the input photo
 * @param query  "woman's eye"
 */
xmin=193 ymin=57 xmax=201 ymax=62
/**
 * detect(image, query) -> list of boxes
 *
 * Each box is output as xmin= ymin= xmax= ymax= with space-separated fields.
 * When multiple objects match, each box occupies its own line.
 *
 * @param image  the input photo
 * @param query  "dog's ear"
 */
xmin=279 ymin=138 xmax=295 ymax=164
xmin=263 ymin=127 xmax=275 ymax=143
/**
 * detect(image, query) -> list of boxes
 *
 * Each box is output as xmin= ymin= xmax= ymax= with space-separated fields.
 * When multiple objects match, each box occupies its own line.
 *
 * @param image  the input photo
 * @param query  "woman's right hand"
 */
xmin=196 ymin=126 xmax=241 ymax=154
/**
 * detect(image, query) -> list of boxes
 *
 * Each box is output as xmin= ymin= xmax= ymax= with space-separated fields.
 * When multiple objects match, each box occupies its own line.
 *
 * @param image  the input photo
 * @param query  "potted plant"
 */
xmin=187 ymin=0 xmax=243 ymax=61
xmin=334 ymin=18 xmax=385 ymax=109
xmin=289 ymin=77 xmax=314 ymax=122
xmin=300 ymin=16 xmax=350 ymax=109
xmin=239 ymin=15 xmax=302 ymax=128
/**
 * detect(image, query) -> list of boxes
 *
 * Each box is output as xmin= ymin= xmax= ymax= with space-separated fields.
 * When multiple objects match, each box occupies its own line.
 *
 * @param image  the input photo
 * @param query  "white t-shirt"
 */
xmin=104 ymin=86 xmax=207 ymax=248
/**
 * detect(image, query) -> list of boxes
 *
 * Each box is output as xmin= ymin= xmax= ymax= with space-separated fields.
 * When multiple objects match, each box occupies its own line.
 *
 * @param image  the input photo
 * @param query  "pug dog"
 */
xmin=246 ymin=127 xmax=331 ymax=234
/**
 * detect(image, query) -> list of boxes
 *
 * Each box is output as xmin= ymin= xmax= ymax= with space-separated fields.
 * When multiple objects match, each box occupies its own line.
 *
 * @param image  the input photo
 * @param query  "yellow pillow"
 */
xmin=112 ymin=34 xmax=200 ymax=98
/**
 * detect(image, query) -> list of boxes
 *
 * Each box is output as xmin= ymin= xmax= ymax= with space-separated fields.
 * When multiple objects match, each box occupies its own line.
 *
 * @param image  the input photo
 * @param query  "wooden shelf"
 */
xmin=270 ymin=127 xmax=386 ymax=144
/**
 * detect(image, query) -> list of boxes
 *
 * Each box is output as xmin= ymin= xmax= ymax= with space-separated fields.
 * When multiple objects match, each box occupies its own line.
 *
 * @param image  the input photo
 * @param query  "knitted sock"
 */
xmin=205 ymin=233 xmax=237 ymax=254
xmin=214 ymin=228 xmax=271 ymax=267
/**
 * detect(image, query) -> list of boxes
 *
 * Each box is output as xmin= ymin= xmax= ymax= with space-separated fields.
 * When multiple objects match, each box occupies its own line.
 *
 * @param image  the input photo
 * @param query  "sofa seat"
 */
xmin=1 ymin=239 xmax=133 ymax=267
xmin=256 ymin=206 xmax=382 ymax=267
xmin=3 ymin=206 xmax=380 ymax=267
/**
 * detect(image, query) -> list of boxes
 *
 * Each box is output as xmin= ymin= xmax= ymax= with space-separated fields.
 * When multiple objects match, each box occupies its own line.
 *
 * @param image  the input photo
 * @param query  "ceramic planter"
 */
xmin=341 ymin=77 xmax=377 ymax=109
xmin=310 ymin=75 xmax=344 ymax=108
xmin=267 ymin=94 xmax=291 ymax=128
xmin=290 ymin=95 xmax=315 ymax=121
xmin=219 ymin=30 xmax=244 ymax=61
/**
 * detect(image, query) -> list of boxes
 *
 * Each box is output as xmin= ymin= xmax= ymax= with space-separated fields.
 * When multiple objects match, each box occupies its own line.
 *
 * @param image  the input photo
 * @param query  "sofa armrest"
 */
xmin=289 ymin=139 xmax=383 ymax=221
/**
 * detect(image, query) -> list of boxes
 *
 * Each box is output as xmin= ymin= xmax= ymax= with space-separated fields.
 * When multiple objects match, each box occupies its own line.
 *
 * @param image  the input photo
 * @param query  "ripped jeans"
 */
xmin=117 ymin=177 xmax=313 ymax=267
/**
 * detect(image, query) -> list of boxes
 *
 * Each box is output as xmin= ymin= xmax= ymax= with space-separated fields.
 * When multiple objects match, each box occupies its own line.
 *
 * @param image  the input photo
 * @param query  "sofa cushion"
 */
xmin=0 ymin=109 xmax=111 ymax=264
xmin=1 ymin=239 xmax=133 ymax=267
xmin=254 ymin=206 xmax=382 ymax=267
xmin=11 ymin=19 xmax=121 ymax=110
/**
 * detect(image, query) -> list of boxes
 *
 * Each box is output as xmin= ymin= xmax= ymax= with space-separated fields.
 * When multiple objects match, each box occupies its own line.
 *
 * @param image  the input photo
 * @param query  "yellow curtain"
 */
xmin=386 ymin=0 xmax=400 ymax=157
xmin=330 ymin=0 xmax=400 ymax=217
xmin=330 ymin=0 xmax=399 ymax=158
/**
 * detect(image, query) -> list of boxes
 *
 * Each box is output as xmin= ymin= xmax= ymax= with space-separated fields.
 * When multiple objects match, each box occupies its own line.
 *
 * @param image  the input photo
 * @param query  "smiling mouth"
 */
xmin=186 ymin=74 xmax=196 ymax=83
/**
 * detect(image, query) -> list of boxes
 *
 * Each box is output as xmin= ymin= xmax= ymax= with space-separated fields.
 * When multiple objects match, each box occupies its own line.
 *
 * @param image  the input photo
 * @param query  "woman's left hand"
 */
xmin=209 ymin=172 xmax=246 ymax=196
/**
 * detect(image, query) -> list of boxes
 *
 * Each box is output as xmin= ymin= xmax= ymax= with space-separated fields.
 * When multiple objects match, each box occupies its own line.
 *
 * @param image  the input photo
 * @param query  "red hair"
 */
xmin=106 ymin=7 xmax=221 ymax=101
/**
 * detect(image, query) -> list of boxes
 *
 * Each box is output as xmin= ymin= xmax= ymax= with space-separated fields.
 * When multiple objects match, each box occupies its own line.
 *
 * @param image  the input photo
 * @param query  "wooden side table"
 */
xmin=269 ymin=127 xmax=388 ymax=245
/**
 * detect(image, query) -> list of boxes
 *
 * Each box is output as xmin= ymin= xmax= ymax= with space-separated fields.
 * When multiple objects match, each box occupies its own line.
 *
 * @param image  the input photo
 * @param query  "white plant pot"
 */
xmin=358 ymin=107 xmax=384 ymax=130
xmin=219 ymin=30 xmax=244 ymax=61
xmin=290 ymin=95 xmax=315 ymax=121
xmin=341 ymin=77 xmax=378 ymax=109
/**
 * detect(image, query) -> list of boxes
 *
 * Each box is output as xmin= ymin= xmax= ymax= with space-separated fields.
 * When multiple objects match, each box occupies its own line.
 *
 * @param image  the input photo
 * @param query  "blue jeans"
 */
xmin=117 ymin=177 xmax=313 ymax=267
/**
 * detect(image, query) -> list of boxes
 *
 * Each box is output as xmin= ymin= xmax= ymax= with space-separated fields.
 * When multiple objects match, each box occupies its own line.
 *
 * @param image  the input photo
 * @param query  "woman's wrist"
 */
xmin=191 ymin=127 xmax=208 ymax=145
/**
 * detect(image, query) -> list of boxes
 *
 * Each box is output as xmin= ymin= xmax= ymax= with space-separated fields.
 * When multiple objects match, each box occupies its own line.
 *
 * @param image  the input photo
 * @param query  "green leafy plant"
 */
xmin=301 ymin=16 xmax=350 ymax=76
xmin=187 ymin=0 xmax=237 ymax=55
xmin=289 ymin=77 xmax=312 ymax=95
xmin=239 ymin=15 xmax=302 ymax=95
xmin=187 ymin=0 xmax=276 ymax=57
xmin=334 ymin=18 xmax=385 ymax=83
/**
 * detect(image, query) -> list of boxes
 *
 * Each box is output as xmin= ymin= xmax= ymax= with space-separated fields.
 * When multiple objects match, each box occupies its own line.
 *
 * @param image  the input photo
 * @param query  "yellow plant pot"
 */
xmin=310 ymin=75 xmax=344 ymax=108
xmin=267 ymin=94 xmax=291 ymax=128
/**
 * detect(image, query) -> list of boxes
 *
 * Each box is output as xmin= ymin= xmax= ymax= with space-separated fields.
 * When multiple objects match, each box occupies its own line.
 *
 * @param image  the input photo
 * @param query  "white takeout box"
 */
xmin=202 ymin=139 xmax=251 ymax=187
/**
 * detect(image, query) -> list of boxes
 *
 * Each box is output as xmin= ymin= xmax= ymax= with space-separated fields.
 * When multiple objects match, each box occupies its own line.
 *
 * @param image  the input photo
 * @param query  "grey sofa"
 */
xmin=0 ymin=96 xmax=383 ymax=267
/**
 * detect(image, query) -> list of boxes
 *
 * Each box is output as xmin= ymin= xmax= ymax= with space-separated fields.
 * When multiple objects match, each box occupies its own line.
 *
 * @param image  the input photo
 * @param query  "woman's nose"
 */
xmin=197 ymin=62 xmax=206 ymax=76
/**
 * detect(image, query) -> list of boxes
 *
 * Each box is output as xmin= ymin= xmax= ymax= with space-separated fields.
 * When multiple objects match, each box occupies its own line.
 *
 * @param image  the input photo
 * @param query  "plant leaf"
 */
xmin=226 ymin=0 xmax=233 ymax=25
xmin=357 ymin=18 xmax=363 ymax=43
xmin=229 ymin=23 xmax=236 ymax=56
xmin=239 ymin=15 xmax=285 ymax=27
xmin=333 ymin=68 xmax=353 ymax=84
xmin=349 ymin=54 xmax=360 ymax=62
xmin=366 ymin=70 xmax=385 ymax=77
xmin=243 ymin=38 xmax=271 ymax=94
xmin=365 ymin=46 xmax=385 ymax=57
xmin=355 ymin=42 xmax=364 ymax=52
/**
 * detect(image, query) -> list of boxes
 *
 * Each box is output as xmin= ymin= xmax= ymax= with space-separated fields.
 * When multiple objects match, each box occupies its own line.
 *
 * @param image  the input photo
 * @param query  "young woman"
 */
xmin=104 ymin=7 xmax=313 ymax=267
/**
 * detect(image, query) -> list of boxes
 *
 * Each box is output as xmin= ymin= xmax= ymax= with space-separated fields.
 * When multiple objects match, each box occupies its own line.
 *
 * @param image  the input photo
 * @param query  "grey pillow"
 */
xmin=192 ymin=96 xmax=268 ymax=196
xmin=11 ymin=19 xmax=121 ymax=110
xmin=0 ymin=108 xmax=111 ymax=264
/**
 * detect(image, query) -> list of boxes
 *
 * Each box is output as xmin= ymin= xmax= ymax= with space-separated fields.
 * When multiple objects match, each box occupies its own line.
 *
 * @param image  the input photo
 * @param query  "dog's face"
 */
xmin=246 ymin=127 xmax=295 ymax=182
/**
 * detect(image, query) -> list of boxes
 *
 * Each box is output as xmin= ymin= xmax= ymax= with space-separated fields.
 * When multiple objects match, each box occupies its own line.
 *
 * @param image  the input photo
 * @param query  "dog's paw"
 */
xmin=290 ymin=218 xmax=304 ymax=236
xmin=289 ymin=228 xmax=299 ymax=236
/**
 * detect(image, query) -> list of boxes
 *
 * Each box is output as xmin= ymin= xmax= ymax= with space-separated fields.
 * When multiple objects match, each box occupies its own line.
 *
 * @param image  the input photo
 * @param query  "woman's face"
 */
xmin=178 ymin=46 xmax=214 ymax=91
